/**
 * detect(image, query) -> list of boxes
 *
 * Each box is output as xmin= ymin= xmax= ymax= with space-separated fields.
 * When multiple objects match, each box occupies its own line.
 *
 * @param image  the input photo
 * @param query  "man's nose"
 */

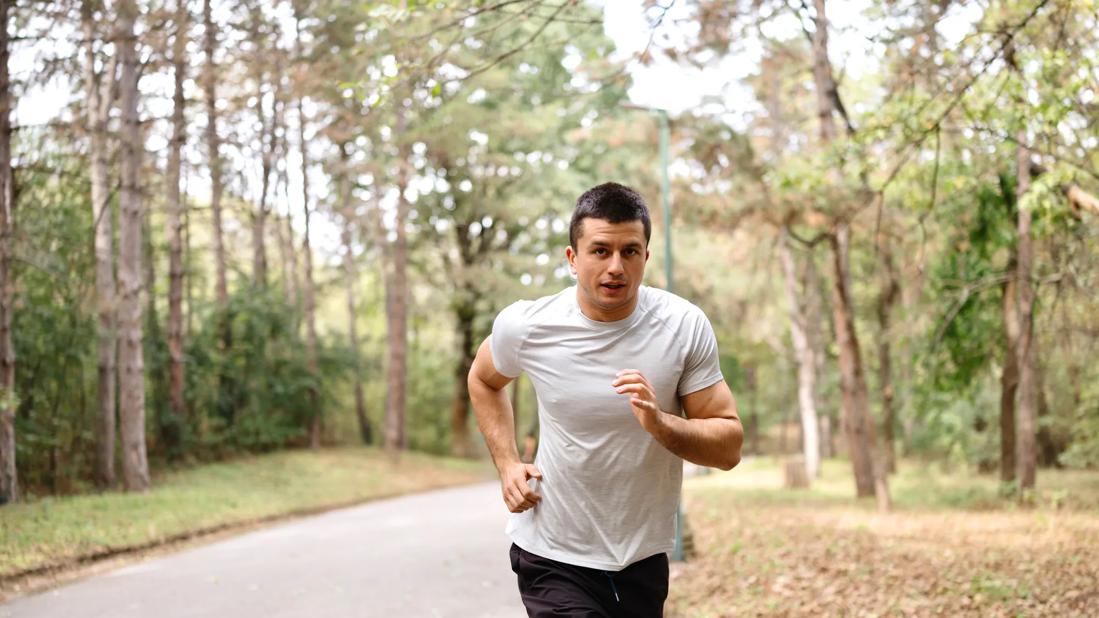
xmin=607 ymin=252 xmax=624 ymax=275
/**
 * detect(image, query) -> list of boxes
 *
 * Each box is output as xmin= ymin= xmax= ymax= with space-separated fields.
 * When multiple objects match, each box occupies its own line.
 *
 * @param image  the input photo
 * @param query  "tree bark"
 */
xmin=83 ymin=0 xmax=118 ymax=490
xmin=165 ymin=0 xmax=188 ymax=450
xmin=117 ymin=0 xmax=150 ymax=492
xmin=295 ymin=12 xmax=321 ymax=449
xmin=876 ymin=228 xmax=900 ymax=474
xmin=812 ymin=0 xmax=889 ymax=509
xmin=1014 ymin=133 xmax=1038 ymax=490
xmin=202 ymin=0 xmax=228 ymax=335
xmin=0 ymin=0 xmax=17 ymax=505
xmin=339 ymin=146 xmax=371 ymax=446
xmin=384 ymin=107 xmax=410 ymax=451
xmin=829 ymin=225 xmax=879 ymax=499
xmin=1000 ymin=261 xmax=1019 ymax=482
xmin=449 ymin=303 xmax=475 ymax=457
xmin=251 ymin=58 xmax=277 ymax=289
xmin=778 ymin=226 xmax=821 ymax=479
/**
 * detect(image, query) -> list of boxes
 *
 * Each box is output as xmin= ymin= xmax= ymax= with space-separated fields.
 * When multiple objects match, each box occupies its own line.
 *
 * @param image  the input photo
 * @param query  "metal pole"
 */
xmin=658 ymin=110 xmax=672 ymax=294
xmin=654 ymin=110 xmax=687 ymax=562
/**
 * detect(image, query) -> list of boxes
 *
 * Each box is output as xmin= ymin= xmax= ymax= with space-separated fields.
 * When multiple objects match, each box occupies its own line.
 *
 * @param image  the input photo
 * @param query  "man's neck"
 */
xmin=575 ymin=287 xmax=639 ymax=322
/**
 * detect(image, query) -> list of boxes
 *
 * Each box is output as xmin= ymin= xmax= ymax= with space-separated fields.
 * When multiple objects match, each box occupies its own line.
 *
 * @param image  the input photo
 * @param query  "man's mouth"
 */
xmin=601 ymin=282 xmax=627 ymax=290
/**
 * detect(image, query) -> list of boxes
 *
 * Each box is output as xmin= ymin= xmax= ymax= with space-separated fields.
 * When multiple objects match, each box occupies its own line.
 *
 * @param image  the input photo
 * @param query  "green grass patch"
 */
xmin=0 ymin=447 xmax=491 ymax=578
xmin=687 ymin=456 xmax=1099 ymax=512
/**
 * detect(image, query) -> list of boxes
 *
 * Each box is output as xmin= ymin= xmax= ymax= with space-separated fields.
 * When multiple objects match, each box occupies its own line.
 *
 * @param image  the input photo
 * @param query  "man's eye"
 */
xmin=594 ymin=248 xmax=606 ymax=255
xmin=624 ymin=249 xmax=637 ymax=256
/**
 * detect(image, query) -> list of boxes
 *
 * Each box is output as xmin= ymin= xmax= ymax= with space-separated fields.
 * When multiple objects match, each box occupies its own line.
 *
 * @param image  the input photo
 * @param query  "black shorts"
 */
xmin=509 ymin=543 xmax=669 ymax=618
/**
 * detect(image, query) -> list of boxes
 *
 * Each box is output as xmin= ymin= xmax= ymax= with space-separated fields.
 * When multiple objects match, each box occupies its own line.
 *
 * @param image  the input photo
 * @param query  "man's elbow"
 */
xmin=715 ymin=421 xmax=744 ymax=471
xmin=715 ymin=451 xmax=741 ymax=471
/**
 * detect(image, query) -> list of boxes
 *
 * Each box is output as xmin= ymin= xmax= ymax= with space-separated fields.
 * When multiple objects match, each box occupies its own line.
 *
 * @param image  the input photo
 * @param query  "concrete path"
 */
xmin=1 ymin=482 xmax=525 ymax=618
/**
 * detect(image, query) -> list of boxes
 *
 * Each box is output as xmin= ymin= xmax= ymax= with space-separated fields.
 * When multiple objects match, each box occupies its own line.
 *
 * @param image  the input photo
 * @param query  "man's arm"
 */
xmin=468 ymin=336 xmax=543 ymax=513
xmin=613 ymin=370 xmax=743 ymax=470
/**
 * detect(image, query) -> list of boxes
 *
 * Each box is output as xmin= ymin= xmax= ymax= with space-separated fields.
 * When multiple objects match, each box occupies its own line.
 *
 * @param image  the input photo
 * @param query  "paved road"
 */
xmin=2 ymin=482 xmax=526 ymax=618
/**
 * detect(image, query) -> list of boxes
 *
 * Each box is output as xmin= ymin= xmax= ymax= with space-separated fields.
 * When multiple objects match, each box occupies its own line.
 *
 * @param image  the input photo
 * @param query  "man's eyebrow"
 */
xmin=588 ymin=239 xmax=643 ymax=248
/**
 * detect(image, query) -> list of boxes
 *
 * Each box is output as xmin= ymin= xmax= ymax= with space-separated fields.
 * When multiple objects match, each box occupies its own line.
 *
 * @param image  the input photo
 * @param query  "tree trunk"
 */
xmin=1000 ymin=262 xmax=1019 ymax=482
xmin=876 ymin=229 xmax=900 ymax=474
xmin=144 ymin=172 xmax=172 ymax=454
xmin=117 ymin=0 xmax=150 ymax=492
xmin=384 ymin=108 xmax=410 ymax=451
xmin=1014 ymin=134 xmax=1038 ymax=490
xmin=829 ymin=224 xmax=881 ymax=500
xmin=811 ymin=0 xmax=838 ymax=144
xmin=339 ymin=146 xmax=371 ymax=446
xmin=166 ymin=0 xmax=187 ymax=438
xmin=812 ymin=0 xmax=889 ymax=509
xmin=450 ymin=305 xmax=475 ymax=458
xmin=202 ymin=0 xmax=228 ymax=335
xmin=295 ymin=13 xmax=321 ymax=449
xmin=83 ymin=0 xmax=118 ymax=490
xmin=778 ymin=226 xmax=821 ymax=479
xmin=0 ymin=0 xmax=17 ymax=505
xmin=252 ymin=67 xmax=276 ymax=289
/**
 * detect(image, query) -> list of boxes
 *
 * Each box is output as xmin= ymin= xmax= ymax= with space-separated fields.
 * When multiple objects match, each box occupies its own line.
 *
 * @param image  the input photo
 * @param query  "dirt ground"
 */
xmin=667 ymin=467 xmax=1099 ymax=617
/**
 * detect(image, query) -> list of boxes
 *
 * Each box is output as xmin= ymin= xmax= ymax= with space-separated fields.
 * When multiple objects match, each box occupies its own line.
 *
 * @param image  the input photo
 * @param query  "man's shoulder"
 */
xmin=640 ymin=286 xmax=709 ymax=323
xmin=497 ymin=287 xmax=573 ymax=326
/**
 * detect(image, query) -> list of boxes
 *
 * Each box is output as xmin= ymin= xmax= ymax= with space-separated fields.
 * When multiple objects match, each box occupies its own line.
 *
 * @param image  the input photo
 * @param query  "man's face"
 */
xmin=566 ymin=218 xmax=649 ymax=321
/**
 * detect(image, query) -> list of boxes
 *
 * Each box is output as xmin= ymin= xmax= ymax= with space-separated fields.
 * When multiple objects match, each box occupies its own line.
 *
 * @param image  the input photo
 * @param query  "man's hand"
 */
xmin=613 ymin=369 xmax=664 ymax=432
xmin=500 ymin=461 xmax=543 ymax=513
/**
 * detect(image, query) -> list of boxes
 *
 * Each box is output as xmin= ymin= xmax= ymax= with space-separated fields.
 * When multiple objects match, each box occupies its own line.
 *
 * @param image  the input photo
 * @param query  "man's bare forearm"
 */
xmin=647 ymin=414 xmax=743 ymax=470
xmin=469 ymin=375 xmax=520 ymax=472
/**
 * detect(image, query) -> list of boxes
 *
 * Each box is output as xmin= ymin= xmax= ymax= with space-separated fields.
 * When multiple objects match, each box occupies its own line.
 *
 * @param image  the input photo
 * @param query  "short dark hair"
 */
xmin=569 ymin=182 xmax=652 ymax=249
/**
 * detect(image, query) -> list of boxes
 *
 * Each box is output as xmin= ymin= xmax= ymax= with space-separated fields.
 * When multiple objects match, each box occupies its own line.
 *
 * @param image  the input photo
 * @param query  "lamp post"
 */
xmin=622 ymin=103 xmax=683 ymax=561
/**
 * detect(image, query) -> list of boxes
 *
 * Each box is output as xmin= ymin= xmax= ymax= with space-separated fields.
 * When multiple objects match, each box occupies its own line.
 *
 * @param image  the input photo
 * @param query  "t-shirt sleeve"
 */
xmin=677 ymin=308 xmax=725 ymax=397
xmin=490 ymin=301 xmax=528 ymax=378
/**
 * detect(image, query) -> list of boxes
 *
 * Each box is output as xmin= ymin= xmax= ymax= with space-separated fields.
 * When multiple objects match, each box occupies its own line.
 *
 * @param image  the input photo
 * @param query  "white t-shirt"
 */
xmin=490 ymin=285 xmax=724 ymax=571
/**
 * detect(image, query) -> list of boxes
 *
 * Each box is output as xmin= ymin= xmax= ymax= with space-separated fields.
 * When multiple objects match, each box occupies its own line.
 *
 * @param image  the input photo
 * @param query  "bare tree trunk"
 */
xmin=252 ymin=65 xmax=277 ymax=289
xmin=276 ymin=139 xmax=299 ymax=316
xmin=117 ymin=0 xmax=150 ymax=492
xmin=1014 ymin=134 xmax=1038 ymax=490
xmin=0 ymin=0 xmax=17 ymax=505
xmin=384 ymin=108 xmax=410 ymax=451
xmin=450 ymin=303 xmax=475 ymax=457
xmin=295 ymin=12 xmax=320 ymax=449
xmin=829 ymin=224 xmax=880 ymax=500
xmin=876 ymin=230 xmax=900 ymax=474
xmin=202 ymin=0 xmax=228 ymax=332
xmin=778 ymin=227 xmax=821 ymax=478
xmin=812 ymin=0 xmax=888 ymax=509
xmin=1000 ymin=262 xmax=1018 ymax=482
xmin=83 ymin=0 xmax=118 ymax=489
xmin=339 ymin=146 xmax=371 ymax=446
xmin=165 ymin=0 xmax=188 ymax=449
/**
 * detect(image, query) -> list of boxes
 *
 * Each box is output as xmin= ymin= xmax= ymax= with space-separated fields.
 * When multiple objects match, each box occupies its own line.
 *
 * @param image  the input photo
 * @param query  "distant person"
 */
xmin=468 ymin=182 xmax=744 ymax=617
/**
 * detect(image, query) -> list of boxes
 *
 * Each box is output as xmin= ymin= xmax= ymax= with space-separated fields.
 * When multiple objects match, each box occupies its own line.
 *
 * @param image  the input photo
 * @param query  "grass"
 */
xmin=0 ymin=447 xmax=492 ymax=580
xmin=670 ymin=457 xmax=1099 ymax=617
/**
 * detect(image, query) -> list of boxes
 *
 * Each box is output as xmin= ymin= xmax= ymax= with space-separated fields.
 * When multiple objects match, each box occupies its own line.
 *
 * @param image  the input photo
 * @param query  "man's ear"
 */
xmin=565 ymin=246 xmax=577 ymax=274
xmin=645 ymin=248 xmax=650 ymax=262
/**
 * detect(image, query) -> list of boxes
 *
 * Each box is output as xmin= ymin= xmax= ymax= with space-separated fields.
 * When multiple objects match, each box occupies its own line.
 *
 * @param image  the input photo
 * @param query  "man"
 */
xmin=468 ymin=182 xmax=743 ymax=617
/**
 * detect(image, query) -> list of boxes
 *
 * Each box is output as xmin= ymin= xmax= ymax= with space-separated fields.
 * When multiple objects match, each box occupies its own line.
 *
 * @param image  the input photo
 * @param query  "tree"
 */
xmin=203 ymin=0 xmax=229 ymax=342
xmin=166 ymin=0 xmax=188 ymax=441
xmin=81 ymin=0 xmax=118 ymax=489
xmin=117 ymin=0 xmax=149 ymax=492
xmin=0 ymin=0 xmax=17 ymax=504
xmin=293 ymin=6 xmax=321 ymax=448
xmin=337 ymin=143 xmax=372 ymax=445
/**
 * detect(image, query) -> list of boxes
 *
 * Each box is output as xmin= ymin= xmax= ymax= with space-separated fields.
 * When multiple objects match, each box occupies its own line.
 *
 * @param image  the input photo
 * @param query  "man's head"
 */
xmin=566 ymin=182 xmax=652 ymax=321
xmin=568 ymin=182 xmax=652 ymax=250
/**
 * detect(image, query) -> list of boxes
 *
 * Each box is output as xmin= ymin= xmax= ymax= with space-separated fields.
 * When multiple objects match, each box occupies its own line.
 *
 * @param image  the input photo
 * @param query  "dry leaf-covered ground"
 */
xmin=668 ymin=459 xmax=1099 ymax=617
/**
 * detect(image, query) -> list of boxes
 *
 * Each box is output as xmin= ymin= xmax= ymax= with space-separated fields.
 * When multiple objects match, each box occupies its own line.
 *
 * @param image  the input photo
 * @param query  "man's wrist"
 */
xmin=642 ymin=407 xmax=672 ymax=438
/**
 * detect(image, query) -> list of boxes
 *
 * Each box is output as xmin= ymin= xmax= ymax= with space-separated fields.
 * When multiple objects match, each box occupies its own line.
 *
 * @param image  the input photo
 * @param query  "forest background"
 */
xmin=0 ymin=0 xmax=1096 ymax=513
